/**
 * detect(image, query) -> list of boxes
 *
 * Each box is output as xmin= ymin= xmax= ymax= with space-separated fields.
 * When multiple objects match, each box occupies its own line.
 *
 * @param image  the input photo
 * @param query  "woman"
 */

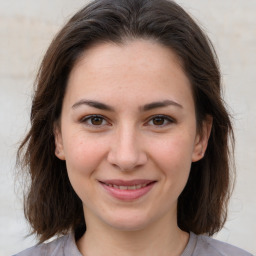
xmin=14 ymin=0 xmax=253 ymax=255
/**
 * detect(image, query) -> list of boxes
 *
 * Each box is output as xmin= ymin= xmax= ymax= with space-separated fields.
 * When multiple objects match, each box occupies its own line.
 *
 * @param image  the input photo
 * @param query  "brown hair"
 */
xmin=18 ymin=0 xmax=234 ymax=243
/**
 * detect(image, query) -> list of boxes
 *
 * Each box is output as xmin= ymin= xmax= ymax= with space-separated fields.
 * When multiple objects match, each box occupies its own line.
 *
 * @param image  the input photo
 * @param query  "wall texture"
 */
xmin=0 ymin=0 xmax=255 ymax=255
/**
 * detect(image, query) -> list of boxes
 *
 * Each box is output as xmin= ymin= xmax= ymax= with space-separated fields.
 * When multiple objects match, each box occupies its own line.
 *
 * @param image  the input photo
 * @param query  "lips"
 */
xmin=99 ymin=179 xmax=156 ymax=201
xmin=105 ymin=183 xmax=148 ymax=190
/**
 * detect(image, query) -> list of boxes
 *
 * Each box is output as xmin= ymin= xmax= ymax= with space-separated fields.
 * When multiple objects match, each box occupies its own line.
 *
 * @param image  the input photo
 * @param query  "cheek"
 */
xmin=63 ymin=133 xmax=110 ymax=203
xmin=63 ymin=133 xmax=109 ymax=177
xmin=147 ymin=133 xmax=194 ymax=188
xmin=150 ymin=133 xmax=194 ymax=167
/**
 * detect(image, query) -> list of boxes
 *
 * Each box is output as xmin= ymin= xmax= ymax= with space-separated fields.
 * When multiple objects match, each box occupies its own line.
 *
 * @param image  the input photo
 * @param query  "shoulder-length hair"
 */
xmin=18 ymin=0 xmax=234 ymax=243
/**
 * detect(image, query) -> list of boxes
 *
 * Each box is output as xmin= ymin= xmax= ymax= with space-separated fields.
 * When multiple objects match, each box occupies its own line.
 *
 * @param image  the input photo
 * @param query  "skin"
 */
xmin=54 ymin=39 xmax=212 ymax=256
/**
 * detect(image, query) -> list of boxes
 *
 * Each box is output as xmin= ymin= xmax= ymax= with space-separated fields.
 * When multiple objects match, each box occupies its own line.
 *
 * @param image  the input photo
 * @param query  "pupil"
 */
xmin=92 ymin=117 xmax=103 ymax=125
xmin=153 ymin=117 xmax=164 ymax=125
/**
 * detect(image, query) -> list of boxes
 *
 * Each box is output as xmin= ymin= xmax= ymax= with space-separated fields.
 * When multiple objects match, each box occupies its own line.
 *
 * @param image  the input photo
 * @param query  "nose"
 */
xmin=107 ymin=125 xmax=147 ymax=171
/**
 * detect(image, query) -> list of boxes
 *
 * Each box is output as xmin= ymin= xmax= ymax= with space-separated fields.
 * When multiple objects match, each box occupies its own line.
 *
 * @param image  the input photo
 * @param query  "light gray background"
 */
xmin=0 ymin=0 xmax=255 ymax=255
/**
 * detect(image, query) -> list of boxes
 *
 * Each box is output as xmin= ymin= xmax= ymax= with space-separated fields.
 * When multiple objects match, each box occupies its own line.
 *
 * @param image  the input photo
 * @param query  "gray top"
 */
xmin=13 ymin=232 xmax=253 ymax=256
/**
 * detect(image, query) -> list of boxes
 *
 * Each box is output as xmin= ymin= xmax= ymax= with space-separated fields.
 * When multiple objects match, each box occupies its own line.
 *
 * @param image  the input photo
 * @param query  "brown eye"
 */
xmin=152 ymin=117 xmax=165 ymax=125
xmin=82 ymin=115 xmax=109 ymax=127
xmin=91 ymin=116 xmax=104 ymax=125
xmin=147 ymin=115 xmax=174 ymax=127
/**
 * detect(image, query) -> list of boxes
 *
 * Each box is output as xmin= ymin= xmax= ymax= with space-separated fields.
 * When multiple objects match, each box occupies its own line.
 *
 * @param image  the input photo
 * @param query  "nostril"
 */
xmin=107 ymin=136 xmax=148 ymax=171
xmin=107 ymin=152 xmax=141 ymax=171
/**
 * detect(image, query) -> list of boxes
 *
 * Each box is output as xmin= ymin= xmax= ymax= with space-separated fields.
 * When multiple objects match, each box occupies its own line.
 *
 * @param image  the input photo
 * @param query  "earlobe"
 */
xmin=192 ymin=115 xmax=213 ymax=162
xmin=53 ymin=123 xmax=66 ymax=160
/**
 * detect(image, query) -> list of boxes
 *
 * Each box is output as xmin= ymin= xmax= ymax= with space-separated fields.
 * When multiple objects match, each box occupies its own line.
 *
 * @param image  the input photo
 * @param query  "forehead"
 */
xmin=65 ymin=39 xmax=194 ymax=109
xmin=73 ymin=39 xmax=184 ymax=77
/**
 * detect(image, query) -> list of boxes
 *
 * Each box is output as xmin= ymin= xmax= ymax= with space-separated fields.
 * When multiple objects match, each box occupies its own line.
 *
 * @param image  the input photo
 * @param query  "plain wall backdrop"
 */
xmin=0 ymin=0 xmax=255 ymax=255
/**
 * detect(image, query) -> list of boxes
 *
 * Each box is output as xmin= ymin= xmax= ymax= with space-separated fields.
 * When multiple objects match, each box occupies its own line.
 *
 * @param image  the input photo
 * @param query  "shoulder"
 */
xmin=193 ymin=233 xmax=253 ymax=256
xmin=12 ymin=233 xmax=82 ymax=256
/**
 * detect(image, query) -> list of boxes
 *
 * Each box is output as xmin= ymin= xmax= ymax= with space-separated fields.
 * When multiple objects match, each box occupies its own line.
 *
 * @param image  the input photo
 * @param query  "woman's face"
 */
xmin=55 ymin=40 xmax=210 ymax=231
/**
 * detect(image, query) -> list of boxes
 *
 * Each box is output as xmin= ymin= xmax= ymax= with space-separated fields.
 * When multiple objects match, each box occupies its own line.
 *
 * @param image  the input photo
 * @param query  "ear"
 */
xmin=53 ymin=122 xmax=66 ymax=160
xmin=192 ymin=115 xmax=213 ymax=162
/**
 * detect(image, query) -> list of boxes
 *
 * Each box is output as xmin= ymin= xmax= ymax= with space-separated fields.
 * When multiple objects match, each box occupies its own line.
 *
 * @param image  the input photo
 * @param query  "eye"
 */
xmin=147 ymin=115 xmax=175 ymax=127
xmin=81 ymin=115 xmax=110 ymax=127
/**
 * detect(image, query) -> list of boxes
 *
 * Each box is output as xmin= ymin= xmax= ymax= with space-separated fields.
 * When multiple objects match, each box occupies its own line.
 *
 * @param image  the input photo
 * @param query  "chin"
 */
xmin=101 ymin=210 xmax=155 ymax=232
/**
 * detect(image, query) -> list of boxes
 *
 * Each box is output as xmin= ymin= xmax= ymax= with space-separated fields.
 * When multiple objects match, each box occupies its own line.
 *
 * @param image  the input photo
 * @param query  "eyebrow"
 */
xmin=141 ymin=100 xmax=183 ymax=111
xmin=72 ymin=100 xmax=115 ymax=111
xmin=72 ymin=99 xmax=183 ymax=111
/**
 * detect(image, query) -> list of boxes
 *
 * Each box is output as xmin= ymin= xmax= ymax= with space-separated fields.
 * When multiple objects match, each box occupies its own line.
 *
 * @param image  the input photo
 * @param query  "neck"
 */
xmin=77 ymin=212 xmax=189 ymax=256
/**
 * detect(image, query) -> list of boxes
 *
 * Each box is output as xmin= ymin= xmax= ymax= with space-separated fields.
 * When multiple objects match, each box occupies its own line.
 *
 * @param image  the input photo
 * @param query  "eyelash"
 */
xmin=80 ymin=115 xmax=110 ymax=128
xmin=146 ymin=115 xmax=175 ymax=127
xmin=80 ymin=114 xmax=175 ymax=128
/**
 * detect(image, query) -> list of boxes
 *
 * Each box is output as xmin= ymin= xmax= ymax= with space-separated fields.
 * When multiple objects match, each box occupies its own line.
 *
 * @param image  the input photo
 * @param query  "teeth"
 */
xmin=106 ymin=183 xmax=148 ymax=190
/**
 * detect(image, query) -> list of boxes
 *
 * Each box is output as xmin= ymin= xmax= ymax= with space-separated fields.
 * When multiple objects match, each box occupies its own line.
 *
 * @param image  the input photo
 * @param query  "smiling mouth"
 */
xmin=104 ymin=183 xmax=148 ymax=190
xmin=99 ymin=179 xmax=156 ymax=189
xmin=99 ymin=180 xmax=156 ymax=200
